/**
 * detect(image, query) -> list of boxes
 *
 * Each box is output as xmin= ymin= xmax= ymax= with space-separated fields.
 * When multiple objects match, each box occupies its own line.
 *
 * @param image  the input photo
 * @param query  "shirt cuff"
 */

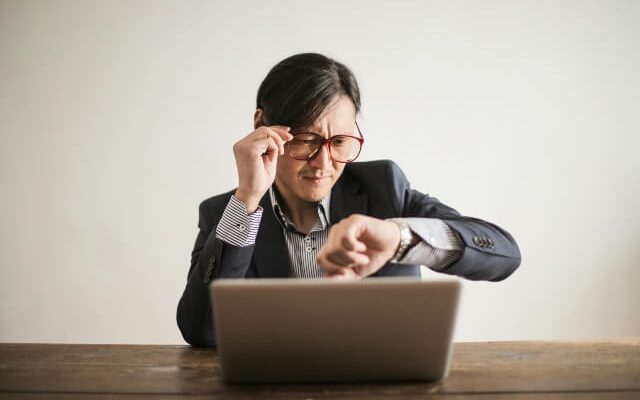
xmin=215 ymin=195 xmax=263 ymax=246
xmin=392 ymin=218 xmax=462 ymax=271
xmin=400 ymin=218 xmax=462 ymax=250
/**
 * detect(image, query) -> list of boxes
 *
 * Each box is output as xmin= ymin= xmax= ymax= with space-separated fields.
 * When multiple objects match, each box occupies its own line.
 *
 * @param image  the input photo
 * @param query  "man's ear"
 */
xmin=254 ymin=109 xmax=264 ymax=129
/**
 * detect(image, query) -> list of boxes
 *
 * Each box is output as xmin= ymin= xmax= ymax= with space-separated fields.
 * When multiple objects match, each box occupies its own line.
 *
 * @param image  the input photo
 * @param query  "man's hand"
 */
xmin=317 ymin=214 xmax=402 ymax=279
xmin=233 ymin=126 xmax=292 ymax=213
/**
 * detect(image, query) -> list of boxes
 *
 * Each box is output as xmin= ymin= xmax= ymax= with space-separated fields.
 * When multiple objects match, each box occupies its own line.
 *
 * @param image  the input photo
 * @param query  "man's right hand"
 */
xmin=232 ymin=125 xmax=292 ymax=213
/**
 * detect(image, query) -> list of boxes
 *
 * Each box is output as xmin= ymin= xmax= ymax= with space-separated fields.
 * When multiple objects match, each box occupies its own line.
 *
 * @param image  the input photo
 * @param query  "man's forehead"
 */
xmin=305 ymin=96 xmax=356 ymax=134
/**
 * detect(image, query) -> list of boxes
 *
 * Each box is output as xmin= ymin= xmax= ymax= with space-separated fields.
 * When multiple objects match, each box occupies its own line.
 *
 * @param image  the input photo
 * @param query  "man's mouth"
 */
xmin=302 ymin=173 xmax=332 ymax=184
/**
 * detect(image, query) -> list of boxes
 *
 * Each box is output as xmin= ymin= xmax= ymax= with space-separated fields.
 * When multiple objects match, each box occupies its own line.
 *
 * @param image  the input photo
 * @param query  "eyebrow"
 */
xmin=291 ymin=130 xmax=353 ymax=136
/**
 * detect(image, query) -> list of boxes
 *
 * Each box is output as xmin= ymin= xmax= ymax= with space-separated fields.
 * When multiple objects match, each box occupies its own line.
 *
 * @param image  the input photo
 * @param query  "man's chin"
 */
xmin=298 ymin=178 xmax=334 ymax=199
xmin=300 ymin=187 xmax=331 ymax=203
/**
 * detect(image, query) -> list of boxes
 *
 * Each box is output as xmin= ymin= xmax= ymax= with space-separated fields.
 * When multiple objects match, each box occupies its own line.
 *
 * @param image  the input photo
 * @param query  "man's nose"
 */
xmin=308 ymin=143 xmax=332 ymax=169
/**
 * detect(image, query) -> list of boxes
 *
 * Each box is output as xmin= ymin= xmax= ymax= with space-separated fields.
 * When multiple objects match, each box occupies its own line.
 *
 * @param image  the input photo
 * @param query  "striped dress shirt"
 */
xmin=215 ymin=187 xmax=462 ymax=278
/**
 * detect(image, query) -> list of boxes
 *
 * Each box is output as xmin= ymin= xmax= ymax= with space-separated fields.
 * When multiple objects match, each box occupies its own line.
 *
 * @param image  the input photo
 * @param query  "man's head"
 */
xmin=254 ymin=53 xmax=362 ymax=206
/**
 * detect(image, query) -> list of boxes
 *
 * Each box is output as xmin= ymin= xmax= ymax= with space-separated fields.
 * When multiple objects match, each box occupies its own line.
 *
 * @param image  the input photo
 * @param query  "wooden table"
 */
xmin=1 ymin=339 xmax=639 ymax=399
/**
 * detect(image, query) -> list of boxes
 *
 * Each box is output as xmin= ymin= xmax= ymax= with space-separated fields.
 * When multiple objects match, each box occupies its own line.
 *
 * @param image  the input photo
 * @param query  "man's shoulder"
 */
xmin=343 ymin=159 xmax=409 ymax=184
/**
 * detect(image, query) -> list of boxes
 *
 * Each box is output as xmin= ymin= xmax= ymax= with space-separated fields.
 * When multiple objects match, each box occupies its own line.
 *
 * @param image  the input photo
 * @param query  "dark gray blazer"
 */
xmin=177 ymin=160 xmax=521 ymax=347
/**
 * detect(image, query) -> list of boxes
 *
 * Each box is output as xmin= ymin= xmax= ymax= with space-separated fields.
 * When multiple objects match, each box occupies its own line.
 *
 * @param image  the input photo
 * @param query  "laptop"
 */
xmin=210 ymin=277 xmax=461 ymax=383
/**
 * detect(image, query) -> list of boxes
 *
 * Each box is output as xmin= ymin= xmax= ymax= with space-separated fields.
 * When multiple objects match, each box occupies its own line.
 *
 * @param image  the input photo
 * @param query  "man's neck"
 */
xmin=272 ymin=184 xmax=321 ymax=234
xmin=280 ymin=197 xmax=319 ymax=235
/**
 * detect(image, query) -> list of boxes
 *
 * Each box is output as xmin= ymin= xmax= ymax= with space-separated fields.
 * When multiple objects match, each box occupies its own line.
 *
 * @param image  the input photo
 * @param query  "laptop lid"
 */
xmin=211 ymin=277 xmax=461 ymax=383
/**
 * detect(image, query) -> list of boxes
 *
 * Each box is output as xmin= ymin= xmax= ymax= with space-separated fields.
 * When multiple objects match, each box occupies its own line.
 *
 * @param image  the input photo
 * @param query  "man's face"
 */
xmin=274 ymin=95 xmax=357 ymax=206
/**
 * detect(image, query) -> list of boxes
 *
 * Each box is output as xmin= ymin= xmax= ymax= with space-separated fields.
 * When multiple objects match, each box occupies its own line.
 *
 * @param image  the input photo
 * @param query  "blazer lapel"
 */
xmin=330 ymin=172 xmax=368 ymax=224
xmin=253 ymin=194 xmax=290 ymax=278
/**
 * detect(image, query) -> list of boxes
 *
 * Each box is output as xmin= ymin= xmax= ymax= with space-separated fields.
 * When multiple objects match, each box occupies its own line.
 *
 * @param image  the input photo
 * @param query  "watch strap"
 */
xmin=389 ymin=219 xmax=413 ymax=263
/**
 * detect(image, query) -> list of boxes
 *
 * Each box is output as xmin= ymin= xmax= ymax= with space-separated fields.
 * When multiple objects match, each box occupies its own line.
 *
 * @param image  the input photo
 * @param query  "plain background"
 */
xmin=1 ymin=0 xmax=638 ymax=344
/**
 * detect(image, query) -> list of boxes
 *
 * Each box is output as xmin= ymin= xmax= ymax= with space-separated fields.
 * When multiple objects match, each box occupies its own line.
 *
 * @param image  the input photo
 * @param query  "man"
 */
xmin=177 ymin=53 xmax=521 ymax=347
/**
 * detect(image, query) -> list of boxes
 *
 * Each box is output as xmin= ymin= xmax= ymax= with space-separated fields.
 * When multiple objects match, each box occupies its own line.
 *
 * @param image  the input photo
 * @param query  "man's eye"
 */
xmin=293 ymin=139 xmax=315 ymax=145
xmin=293 ymin=135 xmax=320 ymax=145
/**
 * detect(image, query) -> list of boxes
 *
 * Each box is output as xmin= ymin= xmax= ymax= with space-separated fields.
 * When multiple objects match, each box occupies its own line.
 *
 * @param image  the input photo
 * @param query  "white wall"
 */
xmin=1 ymin=0 xmax=638 ymax=344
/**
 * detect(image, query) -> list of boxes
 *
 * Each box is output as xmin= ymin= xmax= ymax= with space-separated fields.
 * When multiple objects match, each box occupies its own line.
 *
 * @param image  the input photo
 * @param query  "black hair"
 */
xmin=256 ymin=53 xmax=361 ymax=130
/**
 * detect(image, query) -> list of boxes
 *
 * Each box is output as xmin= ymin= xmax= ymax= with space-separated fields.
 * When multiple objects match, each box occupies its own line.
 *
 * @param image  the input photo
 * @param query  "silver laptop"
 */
xmin=210 ymin=277 xmax=461 ymax=383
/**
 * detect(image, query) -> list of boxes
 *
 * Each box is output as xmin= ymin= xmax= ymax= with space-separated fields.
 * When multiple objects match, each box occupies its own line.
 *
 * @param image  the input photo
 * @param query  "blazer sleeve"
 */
xmin=385 ymin=161 xmax=521 ymax=281
xmin=176 ymin=196 xmax=256 ymax=347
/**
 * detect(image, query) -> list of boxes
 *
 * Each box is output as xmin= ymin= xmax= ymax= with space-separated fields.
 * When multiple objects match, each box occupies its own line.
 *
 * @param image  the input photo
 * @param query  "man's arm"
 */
xmin=387 ymin=160 xmax=520 ymax=281
xmin=390 ymin=217 xmax=462 ymax=272
xmin=176 ymin=196 xmax=261 ymax=347
xmin=177 ymin=123 xmax=293 ymax=347
xmin=401 ymin=187 xmax=520 ymax=281
xmin=317 ymin=160 xmax=521 ymax=281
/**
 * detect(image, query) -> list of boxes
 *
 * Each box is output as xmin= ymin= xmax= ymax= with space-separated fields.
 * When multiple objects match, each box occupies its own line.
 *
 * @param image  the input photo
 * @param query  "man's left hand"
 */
xmin=317 ymin=214 xmax=401 ymax=279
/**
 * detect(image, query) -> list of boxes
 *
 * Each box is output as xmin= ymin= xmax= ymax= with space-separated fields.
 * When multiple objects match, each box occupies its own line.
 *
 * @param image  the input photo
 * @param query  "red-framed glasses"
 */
xmin=287 ymin=122 xmax=364 ymax=163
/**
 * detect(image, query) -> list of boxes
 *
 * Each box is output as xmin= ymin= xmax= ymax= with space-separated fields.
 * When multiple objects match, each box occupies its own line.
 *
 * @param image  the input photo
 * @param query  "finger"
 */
xmin=251 ymin=126 xmax=285 ymax=140
xmin=268 ymin=125 xmax=291 ymax=133
xmin=258 ymin=130 xmax=287 ymax=155
xmin=326 ymin=251 xmax=370 ymax=269
xmin=326 ymin=268 xmax=358 ymax=281
xmin=352 ymin=264 xmax=376 ymax=278
xmin=328 ymin=250 xmax=369 ymax=267
xmin=349 ymin=251 xmax=370 ymax=266
xmin=267 ymin=130 xmax=287 ymax=155
xmin=327 ymin=250 xmax=356 ymax=267
xmin=267 ymin=126 xmax=294 ymax=142
xmin=340 ymin=233 xmax=366 ymax=253
xmin=326 ymin=266 xmax=349 ymax=277
xmin=256 ymin=136 xmax=278 ymax=157
xmin=271 ymin=133 xmax=292 ymax=153
xmin=334 ymin=218 xmax=367 ymax=252
xmin=247 ymin=126 xmax=290 ymax=149
xmin=317 ymin=253 xmax=346 ymax=274
xmin=262 ymin=140 xmax=279 ymax=166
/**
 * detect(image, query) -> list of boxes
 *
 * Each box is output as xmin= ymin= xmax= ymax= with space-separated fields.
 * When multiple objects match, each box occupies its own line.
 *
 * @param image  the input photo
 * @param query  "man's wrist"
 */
xmin=388 ymin=219 xmax=414 ymax=263
xmin=233 ymin=189 xmax=261 ymax=214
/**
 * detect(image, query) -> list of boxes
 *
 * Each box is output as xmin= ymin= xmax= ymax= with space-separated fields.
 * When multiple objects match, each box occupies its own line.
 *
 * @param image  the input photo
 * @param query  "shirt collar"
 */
xmin=269 ymin=185 xmax=331 ymax=231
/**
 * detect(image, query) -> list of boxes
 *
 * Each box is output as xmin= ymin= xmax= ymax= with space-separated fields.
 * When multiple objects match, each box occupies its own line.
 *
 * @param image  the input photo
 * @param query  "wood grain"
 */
xmin=1 ymin=338 xmax=638 ymax=398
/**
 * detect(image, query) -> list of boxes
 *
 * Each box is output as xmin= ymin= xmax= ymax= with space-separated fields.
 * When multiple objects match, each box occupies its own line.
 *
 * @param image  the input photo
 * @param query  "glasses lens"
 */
xmin=289 ymin=134 xmax=322 ymax=160
xmin=330 ymin=136 xmax=361 ymax=162
xmin=288 ymin=133 xmax=362 ymax=162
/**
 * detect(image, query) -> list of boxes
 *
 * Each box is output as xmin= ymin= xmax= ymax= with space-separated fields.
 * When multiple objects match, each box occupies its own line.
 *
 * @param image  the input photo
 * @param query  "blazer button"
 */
xmin=473 ymin=236 xmax=481 ymax=246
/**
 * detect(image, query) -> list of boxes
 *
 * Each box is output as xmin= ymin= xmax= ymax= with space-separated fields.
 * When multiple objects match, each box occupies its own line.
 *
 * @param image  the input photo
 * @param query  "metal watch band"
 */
xmin=389 ymin=219 xmax=412 ymax=263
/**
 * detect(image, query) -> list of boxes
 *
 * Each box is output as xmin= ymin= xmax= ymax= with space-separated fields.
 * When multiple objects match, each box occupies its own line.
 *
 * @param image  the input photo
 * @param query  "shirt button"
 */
xmin=305 ymin=236 xmax=311 ymax=242
xmin=235 ymin=223 xmax=246 ymax=232
xmin=305 ymin=246 xmax=313 ymax=252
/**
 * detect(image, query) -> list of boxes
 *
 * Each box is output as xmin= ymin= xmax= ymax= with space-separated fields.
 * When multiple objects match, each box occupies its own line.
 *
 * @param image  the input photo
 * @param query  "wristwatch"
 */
xmin=389 ymin=219 xmax=413 ymax=263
